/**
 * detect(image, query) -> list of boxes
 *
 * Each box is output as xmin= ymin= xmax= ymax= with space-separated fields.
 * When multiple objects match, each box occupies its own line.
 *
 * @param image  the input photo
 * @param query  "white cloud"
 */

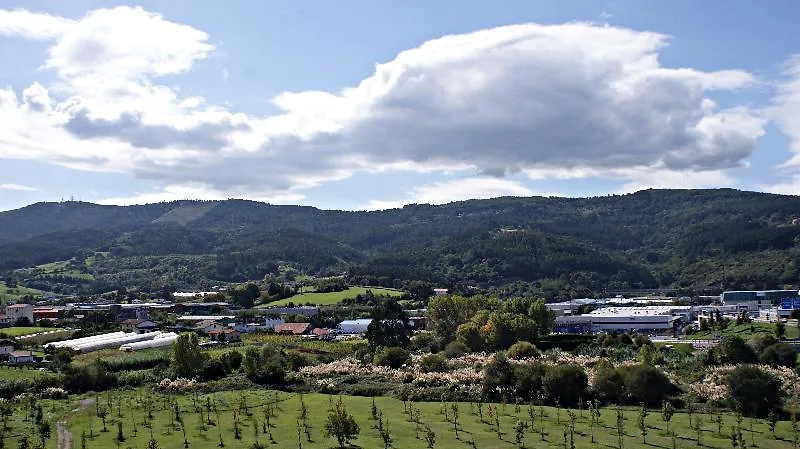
xmin=0 ymin=183 xmax=40 ymax=192
xmin=0 ymin=9 xmax=73 ymax=40
xmin=772 ymin=56 xmax=800 ymax=166
xmin=97 ymin=183 xmax=305 ymax=206
xmin=758 ymin=176 xmax=800 ymax=196
xmin=0 ymin=9 xmax=767 ymax=203
xmin=361 ymin=177 xmax=558 ymax=210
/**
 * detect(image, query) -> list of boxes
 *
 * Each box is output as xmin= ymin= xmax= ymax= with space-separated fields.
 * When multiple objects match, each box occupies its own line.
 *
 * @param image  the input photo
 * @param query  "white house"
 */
xmin=8 ymin=350 xmax=34 ymax=364
xmin=4 ymin=304 xmax=34 ymax=324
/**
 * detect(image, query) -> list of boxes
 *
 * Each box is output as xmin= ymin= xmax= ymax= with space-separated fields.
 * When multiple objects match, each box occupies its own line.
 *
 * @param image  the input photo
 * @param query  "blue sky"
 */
xmin=1 ymin=0 xmax=799 ymax=211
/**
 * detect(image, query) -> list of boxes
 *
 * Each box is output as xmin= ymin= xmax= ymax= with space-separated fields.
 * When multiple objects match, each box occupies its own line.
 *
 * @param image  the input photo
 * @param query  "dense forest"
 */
xmin=1 ymin=189 xmax=799 ymax=299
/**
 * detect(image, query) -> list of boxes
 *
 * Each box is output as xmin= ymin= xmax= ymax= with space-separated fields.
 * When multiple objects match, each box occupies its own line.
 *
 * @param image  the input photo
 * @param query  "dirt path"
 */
xmin=57 ymin=398 xmax=95 ymax=449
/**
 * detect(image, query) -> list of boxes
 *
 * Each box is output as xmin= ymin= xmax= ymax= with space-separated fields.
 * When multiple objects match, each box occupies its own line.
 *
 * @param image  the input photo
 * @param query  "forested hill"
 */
xmin=2 ymin=189 xmax=800 ymax=299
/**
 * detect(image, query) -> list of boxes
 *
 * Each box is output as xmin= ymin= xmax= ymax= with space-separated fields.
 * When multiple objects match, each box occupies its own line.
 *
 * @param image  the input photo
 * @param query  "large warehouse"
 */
xmin=554 ymin=305 xmax=689 ymax=334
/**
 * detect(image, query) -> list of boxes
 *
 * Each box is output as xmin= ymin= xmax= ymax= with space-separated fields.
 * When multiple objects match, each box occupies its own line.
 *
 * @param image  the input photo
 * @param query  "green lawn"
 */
xmin=0 ymin=327 xmax=61 ymax=337
xmin=63 ymin=389 xmax=799 ymax=449
xmin=261 ymin=286 xmax=403 ymax=307
xmin=689 ymin=322 xmax=800 ymax=340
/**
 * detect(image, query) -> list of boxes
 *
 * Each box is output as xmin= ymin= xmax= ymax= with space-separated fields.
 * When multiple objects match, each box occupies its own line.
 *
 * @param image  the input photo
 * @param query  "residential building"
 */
xmin=4 ymin=304 xmax=34 ymax=324
xmin=194 ymin=320 xmax=226 ymax=335
xmin=8 ymin=350 xmax=34 ymax=364
xmin=0 ymin=339 xmax=14 ymax=355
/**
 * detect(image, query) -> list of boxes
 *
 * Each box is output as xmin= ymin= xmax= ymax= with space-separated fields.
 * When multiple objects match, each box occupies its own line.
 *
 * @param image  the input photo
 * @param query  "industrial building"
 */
xmin=554 ymin=305 xmax=690 ymax=334
xmin=721 ymin=290 xmax=799 ymax=311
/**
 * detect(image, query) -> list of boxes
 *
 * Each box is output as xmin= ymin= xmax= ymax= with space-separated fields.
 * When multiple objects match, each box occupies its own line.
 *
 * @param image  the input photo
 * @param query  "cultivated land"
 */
xmin=262 ymin=286 xmax=403 ymax=307
xmin=60 ymin=389 xmax=799 ymax=449
xmin=0 ymin=327 xmax=60 ymax=337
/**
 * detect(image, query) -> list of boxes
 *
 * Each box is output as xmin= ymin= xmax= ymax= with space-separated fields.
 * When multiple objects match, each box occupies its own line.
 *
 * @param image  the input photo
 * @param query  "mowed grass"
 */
xmin=262 ymin=286 xmax=403 ymax=307
xmin=0 ymin=327 xmax=60 ymax=337
xmin=65 ymin=389 xmax=800 ymax=449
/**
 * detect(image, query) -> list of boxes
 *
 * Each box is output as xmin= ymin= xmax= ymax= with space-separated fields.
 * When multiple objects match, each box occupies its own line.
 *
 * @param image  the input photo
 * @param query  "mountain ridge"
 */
xmin=2 ymin=188 xmax=799 ymax=299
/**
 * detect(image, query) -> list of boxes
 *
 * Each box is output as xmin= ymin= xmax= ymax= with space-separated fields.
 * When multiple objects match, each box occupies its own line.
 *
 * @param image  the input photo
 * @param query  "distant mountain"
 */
xmin=2 ymin=189 xmax=799 ymax=299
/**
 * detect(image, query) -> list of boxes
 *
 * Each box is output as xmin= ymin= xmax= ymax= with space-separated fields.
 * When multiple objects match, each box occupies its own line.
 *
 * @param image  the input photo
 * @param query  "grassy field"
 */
xmin=689 ymin=322 xmax=800 ymax=340
xmin=63 ymin=389 xmax=799 ymax=449
xmin=262 ymin=286 xmax=403 ymax=307
xmin=0 ymin=282 xmax=50 ymax=304
xmin=2 ymin=398 xmax=72 ymax=449
xmin=0 ymin=327 xmax=61 ymax=337
xmin=0 ymin=364 xmax=58 ymax=381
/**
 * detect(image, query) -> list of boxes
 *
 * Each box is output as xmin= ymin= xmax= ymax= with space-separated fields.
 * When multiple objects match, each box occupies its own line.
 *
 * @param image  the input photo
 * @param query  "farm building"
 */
xmin=208 ymin=329 xmax=241 ymax=342
xmin=274 ymin=323 xmax=312 ymax=335
xmin=120 ymin=319 xmax=158 ymax=333
xmin=338 ymin=319 xmax=373 ymax=334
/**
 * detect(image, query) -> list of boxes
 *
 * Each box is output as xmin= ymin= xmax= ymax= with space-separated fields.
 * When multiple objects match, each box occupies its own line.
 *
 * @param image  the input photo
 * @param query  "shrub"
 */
xmin=543 ymin=364 xmax=587 ymax=406
xmin=592 ymin=361 xmax=625 ymax=403
xmin=372 ymin=347 xmax=410 ymax=369
xmin=513 ymin=362 xmax=548 ymax=401
xmin=482 ymin=353 xmax=515 ymax=399
xmin=419 ymin=354 xmax=448 ymax=373
xmin=410 ymin=332 xmax=438 ymax=352
xmin=200 ymin=359 xmax=228 ymax=382
xmin=712 ymin=336 xmax=757 ymax=365
xmin=726 ymin=365 xmax=783 ymax=417
xmin=507 ymin=341 xmax=539 ymax=359
xmin=759 ymin=343 xmax=797 ymax=368
xmin=443 ymin=341 xmax=470 ymax=359
xmin=620 ymin=364 xmax=676 ymax=406
xmin=750 ymin=334 xmax=779 ymax=354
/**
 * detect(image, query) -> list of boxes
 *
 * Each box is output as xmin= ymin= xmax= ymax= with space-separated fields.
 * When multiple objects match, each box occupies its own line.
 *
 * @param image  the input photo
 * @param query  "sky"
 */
xmin=1 ymin=1 xmax=800 ymax=211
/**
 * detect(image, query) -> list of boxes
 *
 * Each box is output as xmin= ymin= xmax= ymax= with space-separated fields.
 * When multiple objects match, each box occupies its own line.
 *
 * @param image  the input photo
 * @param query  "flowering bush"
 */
xmin=40 ymin=387 xmax=68 ymax=399
xmin=155 ymin=377 xmax=197 ymax=393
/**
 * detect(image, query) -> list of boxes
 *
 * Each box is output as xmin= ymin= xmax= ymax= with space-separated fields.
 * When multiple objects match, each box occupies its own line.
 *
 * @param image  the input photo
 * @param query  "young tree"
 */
xmin=424 ymin=425 xmax=436 ymax=449
xmin=37 ymin=420 xmax=51 ymax=449
xmin=616 ymin=407 xmax=625 ymax=449
xmin=451 ymin=403 xmax=460 ymax=439
xmin=379 ymin=417 xmax=392 ymax=449
xmin=97 ymin=407 xmax=108 ymax=432
xmin=638 ymin=404 xmax=648 ymax=444
xmin=514 ymin=419 xmax=529 ymax=449
xmin=567 ymin=409 xmax=577 ymax=449
xmin=661 ymin=401 xmax=675 ymax=434
xmin=115 ymin=420 xmax=125 ymax=445
xmin=768 ymin=408 xmax=778 ymax=436
xmin=324 ymin=398 xmax=360 ymax=449
xmin=146 ymin=430 xmax=160 ymax=449
xmin=695 ymin=415 xmax=703 ymax=446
